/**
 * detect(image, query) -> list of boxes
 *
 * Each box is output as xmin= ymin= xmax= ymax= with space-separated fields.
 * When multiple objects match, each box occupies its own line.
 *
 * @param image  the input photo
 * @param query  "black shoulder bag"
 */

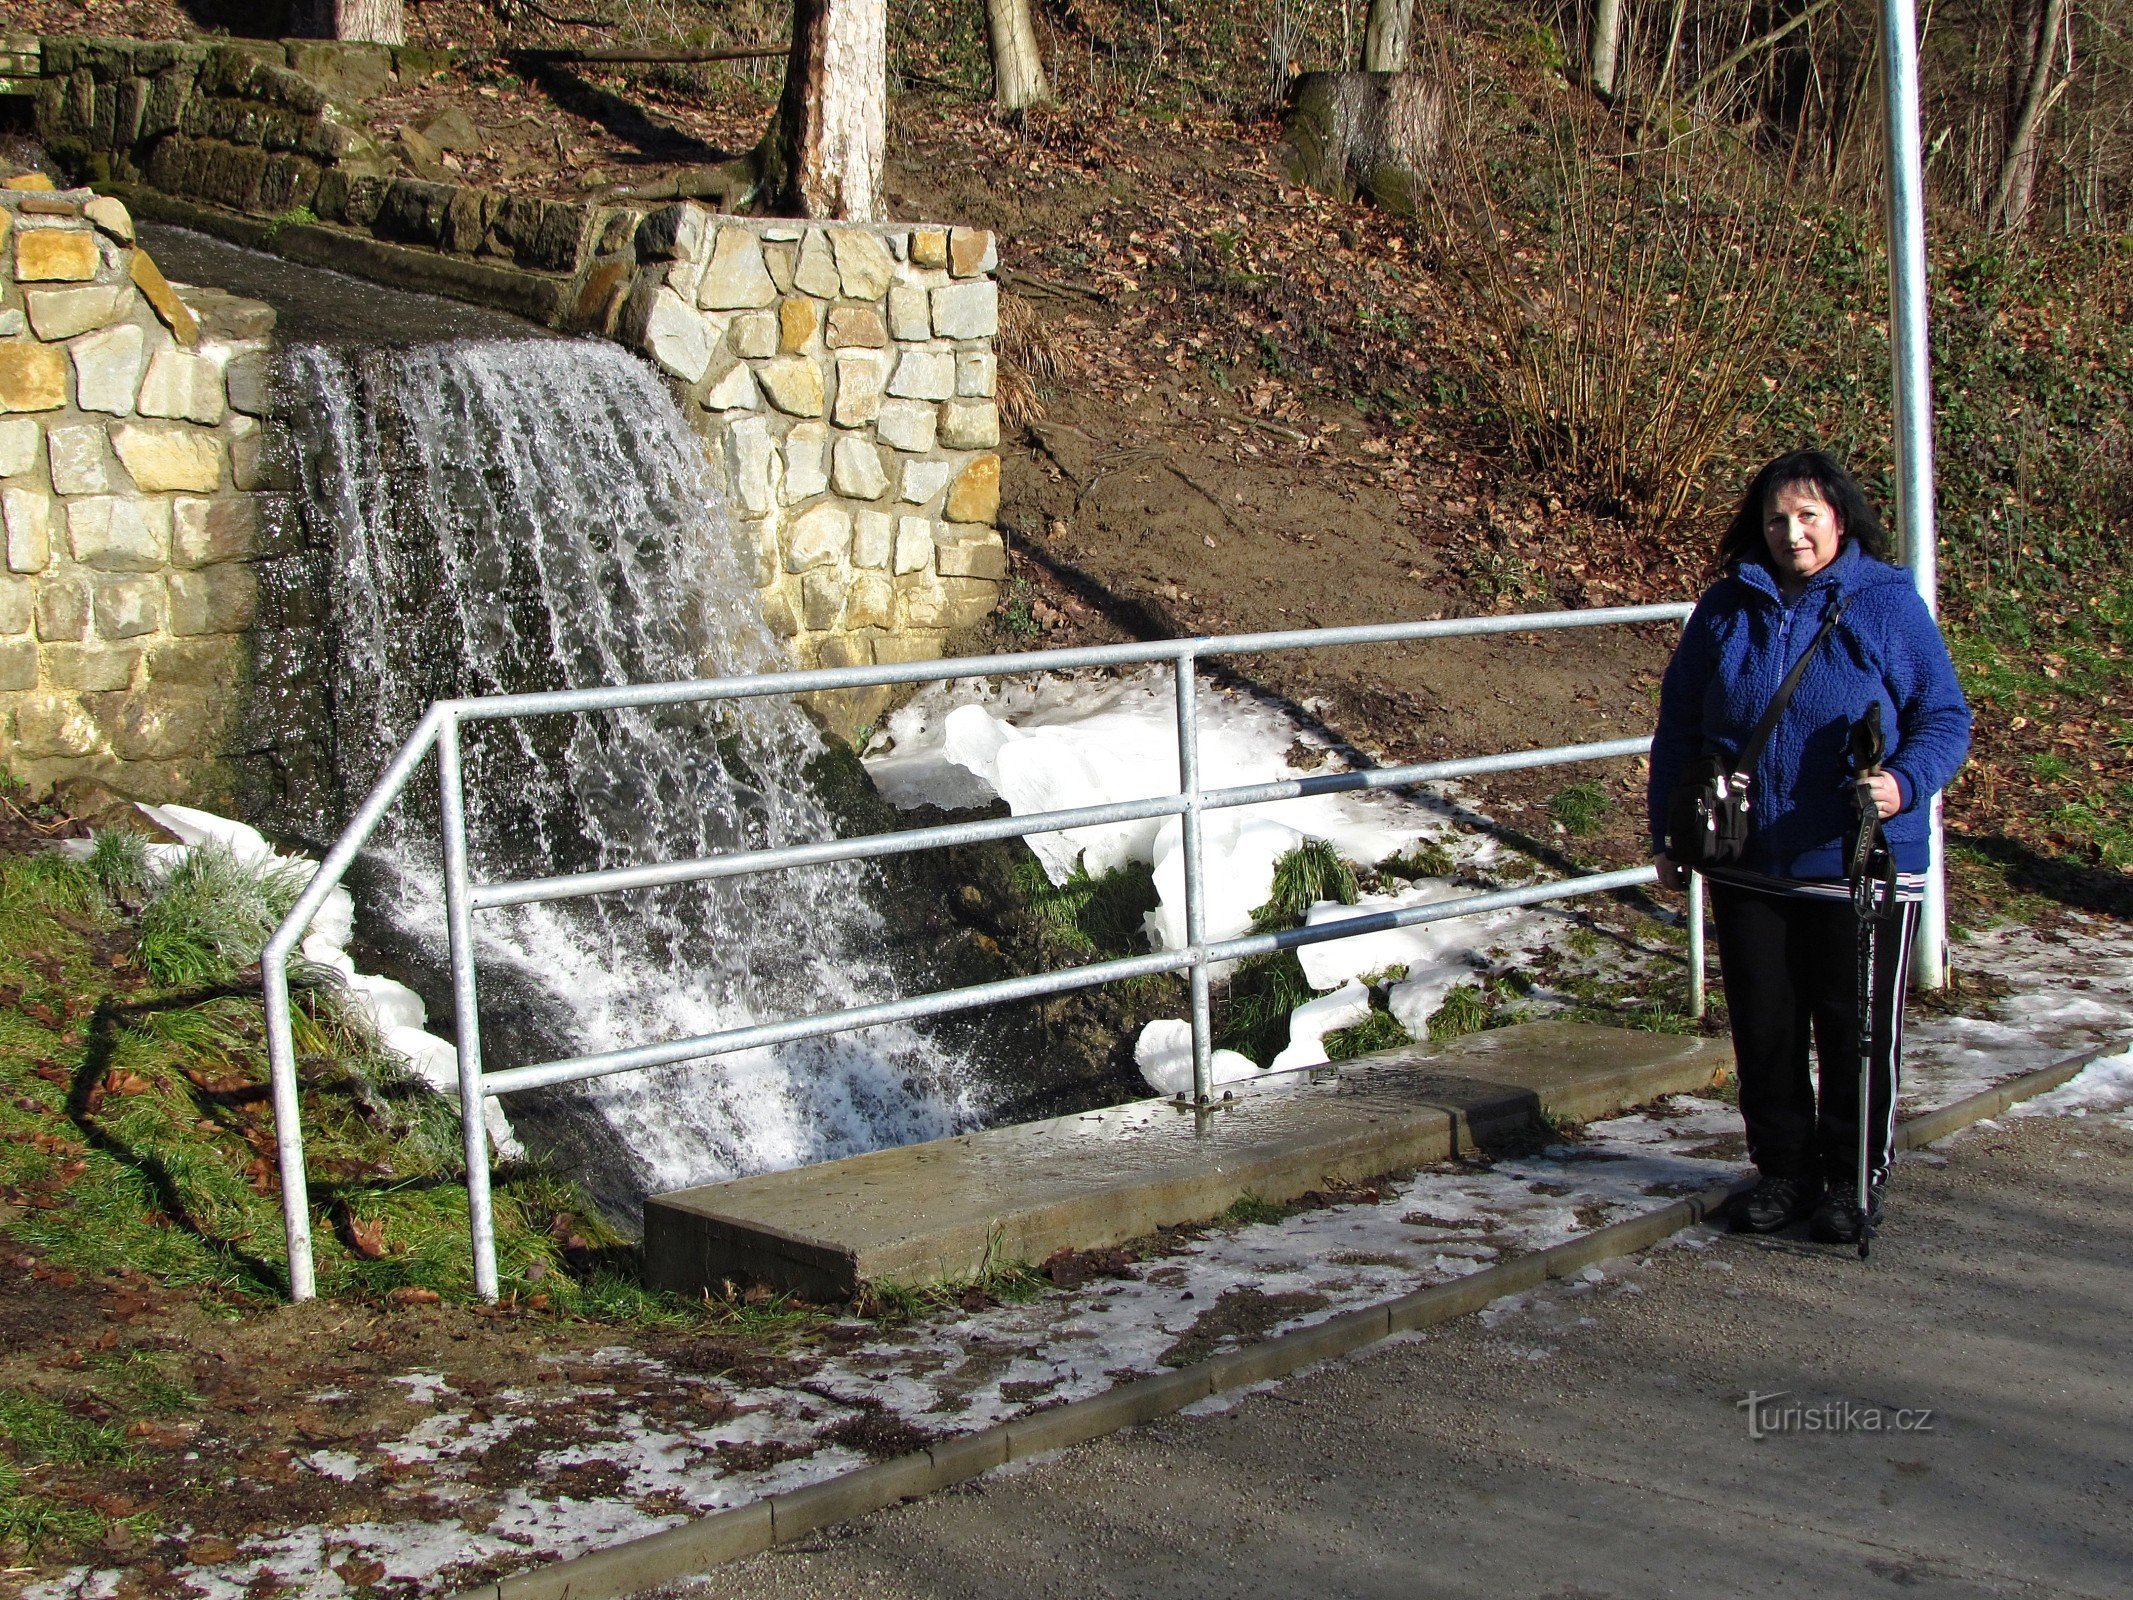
xmin=1665 ymin=596 xmax=1850 ymax=869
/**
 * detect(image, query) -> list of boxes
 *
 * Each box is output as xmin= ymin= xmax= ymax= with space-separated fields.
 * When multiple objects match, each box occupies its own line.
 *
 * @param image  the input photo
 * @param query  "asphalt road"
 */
xmin=686 ymin=1111 xmax=2132 ymax=1600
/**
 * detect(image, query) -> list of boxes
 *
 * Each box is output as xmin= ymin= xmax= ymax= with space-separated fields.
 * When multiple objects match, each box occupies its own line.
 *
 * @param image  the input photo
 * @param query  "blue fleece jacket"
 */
xmin=1646 ymin=541 xmax=1972 ymax=879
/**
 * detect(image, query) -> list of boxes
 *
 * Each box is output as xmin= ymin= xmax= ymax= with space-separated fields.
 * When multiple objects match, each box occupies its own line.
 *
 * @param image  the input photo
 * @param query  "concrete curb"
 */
xmin=451 ymin=1041 xmax=2126 ymax=1600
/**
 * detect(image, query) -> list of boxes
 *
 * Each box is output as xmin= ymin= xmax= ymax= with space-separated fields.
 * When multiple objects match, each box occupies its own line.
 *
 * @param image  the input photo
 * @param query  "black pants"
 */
xmin=1709 ymin=883 xmax=1920 ymax=1189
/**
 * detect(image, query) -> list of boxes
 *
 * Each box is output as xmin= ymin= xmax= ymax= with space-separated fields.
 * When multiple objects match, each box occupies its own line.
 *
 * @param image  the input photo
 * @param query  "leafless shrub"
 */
xmin=1422 ymin=108 xmax=1810 ymax=535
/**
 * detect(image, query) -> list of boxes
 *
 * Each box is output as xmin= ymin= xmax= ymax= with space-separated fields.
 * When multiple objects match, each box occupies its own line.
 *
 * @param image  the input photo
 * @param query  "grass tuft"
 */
xmin=134 ymin=843 xmax=308 ymax=988
xmin=1252 ymin=840 xmax=1360 ymax=930
xmin=1547 ymin=781 xmax=1612 ymax=836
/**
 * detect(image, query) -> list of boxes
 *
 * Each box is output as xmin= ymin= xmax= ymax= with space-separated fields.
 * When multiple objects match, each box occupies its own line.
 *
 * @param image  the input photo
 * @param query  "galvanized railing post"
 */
xmin=1688 ymin=870 xmax=1707 ymax=1021
xmin=262 ymin=951 xmax=317 ymax=1302
xmin=437 ymin=712 xmax=501 ymax=1302
xmin=1173 ymin=652 xmax=1214 ymax=1106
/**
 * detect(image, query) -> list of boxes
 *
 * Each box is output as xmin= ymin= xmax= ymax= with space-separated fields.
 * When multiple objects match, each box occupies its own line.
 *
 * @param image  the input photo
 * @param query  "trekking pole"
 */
xmin=1847 ymin=704 xmax=1898 ymax=1262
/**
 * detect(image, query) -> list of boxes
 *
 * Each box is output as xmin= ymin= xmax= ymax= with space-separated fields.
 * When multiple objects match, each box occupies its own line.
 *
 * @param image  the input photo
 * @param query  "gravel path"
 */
xmin=687 ymin=1110 xmax=2133 ymax=1600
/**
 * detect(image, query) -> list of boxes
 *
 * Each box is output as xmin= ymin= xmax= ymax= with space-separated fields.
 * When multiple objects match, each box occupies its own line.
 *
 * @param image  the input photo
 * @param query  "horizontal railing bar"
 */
xmin=479 ymin=946 xmax=1195 ymax=1095
xmin=442 ymin=604 xmax=1693 ymax=724
xmin=470 ymin=735 xmax=1655 ymax=910
xmin=476 ymin=863 xmax=1657 ymax=1096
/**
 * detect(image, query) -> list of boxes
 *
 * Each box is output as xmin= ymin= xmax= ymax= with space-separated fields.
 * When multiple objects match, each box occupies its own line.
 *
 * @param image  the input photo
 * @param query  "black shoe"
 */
xmin=1810 ymin=1185 xmax=1886 ymax=1245
xmin=1731 ymin=1175 xmax=1823 ymax=1234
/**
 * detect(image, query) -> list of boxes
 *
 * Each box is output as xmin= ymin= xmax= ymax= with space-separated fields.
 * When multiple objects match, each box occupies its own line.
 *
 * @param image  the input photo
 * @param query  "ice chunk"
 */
xmin=1144 ymin=812 xmax=1308 ymax=951
xmin=1297 ymin=886 xmax=1511 ymax=992
xmin=135 ymin=802 xmax=277 ymax=866
xmin=1270 ymin=978 xmax=1371 ymax=1072
xmin=1135 ymin=1019 xmax=1263 ymax=1097
xmin=348 ymin=973 xmax=426 ymax=1034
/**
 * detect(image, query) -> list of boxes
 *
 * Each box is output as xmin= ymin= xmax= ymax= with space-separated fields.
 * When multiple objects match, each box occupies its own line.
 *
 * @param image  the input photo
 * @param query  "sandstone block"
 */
xmin=831 ymin=230 xmax=897 ymax=300
xmin=956 ymin=349 xmax=998 ymax=398
xmin=831 ymin=434 xmax=890 ymax=501
xmin=84 ymin=196 xmax=135 ymax=243
xmin=0 ymin=343 xmax=68 ymax=412
xmin=941 ymin=575 xmax=1001 ymax=627
xmin=900 ymin=459 xmax=952 ymax=505
xmin=36 ymin=577 xmax=89 ymax=642
xmin=895 ymin=573 xmax=948 ymax=629
xmin=0 ymin=640 xmax=34 ymax=693
xmin=893 ymin=515 xmax=934 ymax=575
xmin=225 ymin=415 xmax=265 ymax=490
xmin=644 ymin=288 xmax=714 ymax=383
xmin=0 ymin=311 xmax=15 ymax=339
xmin=172 ymin=495 xmax=256 ymax=567
xmin=940 ymin=398 xmax=1001 ymax=449
xmin=815 ymin=631 xmax=873 ymax=669
xmin=92 ymin=577 xmax=164 ymax=642
xmin=726 ymin=415 xmax=776 ymax=517
xmin=910 ymin=228 xmax=949 ymax=268
xmin=0 ymin=419 xmax=38 ymax=477
xmin=112 ymin=423 xmax=223 ymax=492
xmin=3 ymin=488 xmax=48 ymax=572
xmin=69 ymin=496 xmax=169 ymax=571
xmin=698 ymin=227 xmax=778 ymax=310
xmin=949 ymin=227 xmax=997 ymax=278
xmin=70 ymin=323 xmax=147 ymax=415
xmin=15 ymin=228 xmax=99 ymax=282
xmin=12 ymin=694 xmax=101 ymax=759
xmin=826 ymin=305 xmax=887 ymax=349
xmin=801 ymin=568 xmax=845 ymax=630
xmin=793 ymin=230 xmax=841 ymax=299
xmin=782 ymin=422 xmax=830 ymax=504
xmin=137 ymin=346 xmax=227 ymax=424
xmin=130 ymin=249 xmax=199 ymax=348
xmin=874 ymin=401 xmax=934 ymax=456
xmin=749 ymin=525 xmax=779 ymax=589
xmin=0 ymin=575 xmax=30 ymax=636
xmin=49 ymin=639 xmax=138 ymax=694
xmin=785 ymin=502 xmax=851 ymax=572
xmin=831 ymin=351 xmax=883 ymax=428
xmin=222 ymin=348 xmax=269 ymax=415
xmin=147 ymin=636 xmax=244 ymax=687
xmin=844 ymin=571 xmax=892 ymax=629
xmin=634 ymin=203 xmax=705 ymax=263
xmin=887 ymin=284 xmax=931 ymax=342
xmin=758 ymin=356 xmax=826 ymax=417
xmin=112 ymin=684 xmax=215 ymax=761
xmin=701 ymin=362 xmax=759 ymax=412
xmin=49 ymin=424 xmax=125 ymax=495
xmin=26 ymin=285 xmax=132 ymax=340
xmin=887 ymin=347 xmax=955 ymax=401
xmin=167 ymin=564 xmax=257 ymax=635
xmin=763 ymin=242 xmax=796 ymax=294
xmin=945 ymin=453 xmax=1002 ymax=524
xmin=936 ymin=526 xmax=1009 ymax=580
xmin=930 ymin=280 xmax=999 ymax=340
xmin=731 ymin=311 xmax=778 ymax=360
xmin=852 ymin=509 xmax=893 ymax=570
xmin=778 ymin=295 xmax=820 ymax=353
xmin=873 ymin=631 xmax=946 ymax=666
xmin=761 ymin=586 xmax=801 ymax=638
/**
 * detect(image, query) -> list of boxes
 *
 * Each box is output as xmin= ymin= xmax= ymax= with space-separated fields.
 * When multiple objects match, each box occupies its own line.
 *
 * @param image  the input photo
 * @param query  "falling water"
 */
xmin=272 ymin=337 xmax=978 ymax=1207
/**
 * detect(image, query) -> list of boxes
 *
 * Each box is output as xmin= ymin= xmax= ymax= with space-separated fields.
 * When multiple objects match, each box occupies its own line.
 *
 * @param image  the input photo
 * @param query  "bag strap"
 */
xmin=1733 ymin=594 xmax=1851 ymax=777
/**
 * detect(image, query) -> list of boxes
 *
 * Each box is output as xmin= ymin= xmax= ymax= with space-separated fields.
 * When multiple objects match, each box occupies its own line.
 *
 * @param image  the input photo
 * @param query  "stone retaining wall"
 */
xmin=0 ymin=185 xmax=271 ymax=802
xmin=623 ymin=207 xmax=1006 ymax=730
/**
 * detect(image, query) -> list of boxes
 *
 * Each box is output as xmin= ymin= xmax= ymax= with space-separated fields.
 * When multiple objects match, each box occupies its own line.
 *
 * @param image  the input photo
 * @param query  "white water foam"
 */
xmin=276 ymin=340 xmax=978 ymax=1200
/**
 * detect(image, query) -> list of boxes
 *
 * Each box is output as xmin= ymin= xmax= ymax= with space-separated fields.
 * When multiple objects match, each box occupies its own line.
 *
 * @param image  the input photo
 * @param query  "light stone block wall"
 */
xmin=621 ymin=207 xmax=1007 ymax=734
xmin=0 ymin=184 xmax=270 ymax=802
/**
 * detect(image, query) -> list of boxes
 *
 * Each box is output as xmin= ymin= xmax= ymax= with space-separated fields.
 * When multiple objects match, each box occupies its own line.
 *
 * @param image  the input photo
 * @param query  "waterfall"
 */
xmin=271 ymin=337 xmax=979 ymax=1207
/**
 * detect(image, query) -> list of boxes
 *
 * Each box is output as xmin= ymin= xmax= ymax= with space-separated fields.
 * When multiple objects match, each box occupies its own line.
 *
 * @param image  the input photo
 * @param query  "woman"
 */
xmin=1648 ymin=450 xmax=1971 ymax=1244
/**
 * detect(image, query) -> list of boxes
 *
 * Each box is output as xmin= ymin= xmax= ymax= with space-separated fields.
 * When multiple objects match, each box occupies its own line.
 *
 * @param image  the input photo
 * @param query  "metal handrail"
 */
xmin=261 ymin=602 xmax=1699 ymax=1302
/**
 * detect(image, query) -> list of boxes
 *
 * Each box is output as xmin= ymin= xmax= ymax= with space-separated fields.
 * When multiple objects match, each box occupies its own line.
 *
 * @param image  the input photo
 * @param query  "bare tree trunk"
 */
xmin=1988 ymin=0 xmax=2069 ymax=229
xmin=1362 ymin=0 xmax=1416 ymax=71
xmin=986 ymin=0 xmax=1054 ymax=110
xmin=764 ymin=0 xmax=886 ymax=219
xmin=1589 ymin=0 xmax=1626 ymax=98
xmin=291 ymin=0 xmax=405 ymax=44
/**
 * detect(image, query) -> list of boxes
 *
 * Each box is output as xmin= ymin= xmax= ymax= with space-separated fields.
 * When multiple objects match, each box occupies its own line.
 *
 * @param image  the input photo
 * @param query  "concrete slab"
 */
xmin=643 ymin=1021 xmax=1731 ymax=1300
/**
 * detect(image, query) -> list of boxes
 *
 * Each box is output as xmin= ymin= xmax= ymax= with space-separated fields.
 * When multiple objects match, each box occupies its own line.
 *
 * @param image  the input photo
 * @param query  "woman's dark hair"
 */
xmin=1715 ymin=450 xmax=1890 ymax=572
